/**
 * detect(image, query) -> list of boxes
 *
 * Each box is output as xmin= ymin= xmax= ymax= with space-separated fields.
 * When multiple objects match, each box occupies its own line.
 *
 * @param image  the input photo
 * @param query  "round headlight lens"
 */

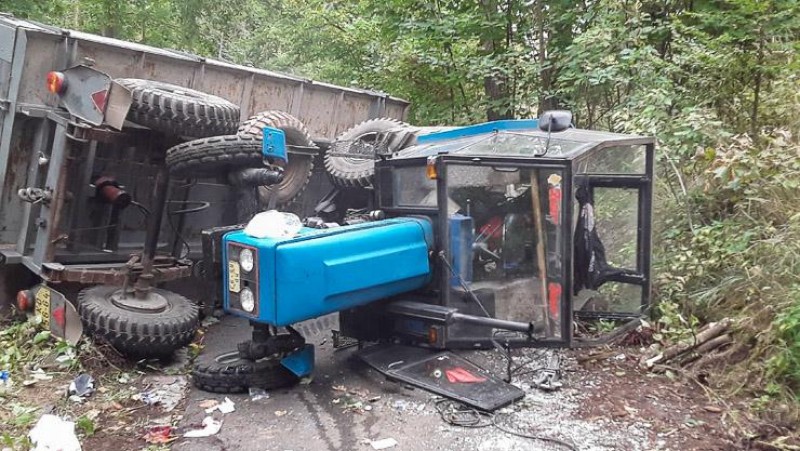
xmin=240 ymin=288 xmax=255 ymax=313
xmin=239 ymin=248 xmax=254 ymax=272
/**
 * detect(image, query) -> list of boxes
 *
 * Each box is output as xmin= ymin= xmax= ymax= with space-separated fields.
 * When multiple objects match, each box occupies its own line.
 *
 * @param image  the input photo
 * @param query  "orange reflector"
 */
xmin=16 ymin=290 xmax=32 ymax=311
xmin=46 ymin=71 xmax=66 ymax=94
xmin=426 ymin=156 xmax=438 ymax=179
xmin=428 ymin=326 xmax=438 ymax=344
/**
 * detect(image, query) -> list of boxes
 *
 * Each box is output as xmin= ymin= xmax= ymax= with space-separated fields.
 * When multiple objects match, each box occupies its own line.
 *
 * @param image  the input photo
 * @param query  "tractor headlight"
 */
xmin=239 ymin=248 xmax=254 ymax=273
xmin=240 ymin=287 xmax=255 ymax=313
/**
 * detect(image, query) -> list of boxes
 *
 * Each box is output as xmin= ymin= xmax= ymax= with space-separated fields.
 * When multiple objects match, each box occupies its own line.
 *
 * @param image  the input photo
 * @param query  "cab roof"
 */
xmin=393 ymin=119 xmax=654 ymax=161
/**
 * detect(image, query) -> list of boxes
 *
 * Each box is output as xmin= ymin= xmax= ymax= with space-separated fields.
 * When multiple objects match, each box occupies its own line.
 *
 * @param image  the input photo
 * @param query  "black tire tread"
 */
xmin=237 ymin=110 xmax=317 ymax=206
xmin=165 ymin=134 xmax=264 ymax=177
xmin=77 ymin=285 xmax=199 ymax=357
xmin=192 ymin=352 xmax=300 ymax=394
xmin=324 ymin=117 xmax=410 ymax=188
xmin=116 ymin=78 xmax=240 ymax=138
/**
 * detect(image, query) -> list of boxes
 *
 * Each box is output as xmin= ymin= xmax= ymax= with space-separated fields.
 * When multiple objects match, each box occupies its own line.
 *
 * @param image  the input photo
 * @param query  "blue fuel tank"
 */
xmin=223 ymin=217 xmax=433 ymax=326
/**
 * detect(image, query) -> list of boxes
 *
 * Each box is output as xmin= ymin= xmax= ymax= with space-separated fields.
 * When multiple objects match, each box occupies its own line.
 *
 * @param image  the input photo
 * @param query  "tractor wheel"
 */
xmin=115 ymin=79 xmax=240 ymax=138
xmin=77 ymin=285 xmax=199 ymax=358
xmin=192 ymin=351 xmax=300 ymax=394
xmin=165 ymin=134 xmax=263 ymax=177
xmin=237 ymin=110 xmax=317 ymax=207
xmin=324 ymin=118 xmax=412 ymax=188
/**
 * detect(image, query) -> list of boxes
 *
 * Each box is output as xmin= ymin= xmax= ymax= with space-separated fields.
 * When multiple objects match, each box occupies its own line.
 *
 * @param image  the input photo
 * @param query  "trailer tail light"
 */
xmin=426 ymin=156 xmax=438 ymax=180
xmin=16 ymin=290 xmax=33 ymax=311
xmin=46 ymin=71 xmax=67 ymax=94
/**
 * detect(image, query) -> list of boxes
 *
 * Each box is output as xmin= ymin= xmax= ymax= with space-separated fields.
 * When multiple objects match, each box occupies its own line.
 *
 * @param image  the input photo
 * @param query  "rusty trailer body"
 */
xmin=0 ymin=15 xmax=409 ymax=314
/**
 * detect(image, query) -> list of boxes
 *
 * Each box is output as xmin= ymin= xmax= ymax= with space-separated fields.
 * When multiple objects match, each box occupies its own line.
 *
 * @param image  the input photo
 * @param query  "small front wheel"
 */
xmin=192 ymin=351 xmax=300 ymax=394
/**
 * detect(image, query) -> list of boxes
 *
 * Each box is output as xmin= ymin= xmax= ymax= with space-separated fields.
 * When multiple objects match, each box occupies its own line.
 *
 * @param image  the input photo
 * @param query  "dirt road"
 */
xmin=170 ymin=316 xmax=736 ymax=451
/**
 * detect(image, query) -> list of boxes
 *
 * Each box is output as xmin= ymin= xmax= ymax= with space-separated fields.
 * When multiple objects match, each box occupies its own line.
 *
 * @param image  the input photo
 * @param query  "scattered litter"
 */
xmin=332 ymin=385 xmax=347 ymax=392
xmin=368 ymin=396 xmax=382 ymax=403
xmin=274 ymin=410 xmax=288 ymax=417
xmin=249 ymin=387 xmax=270 ymax=401
xmin=23 ymin=369 xmax=53 ymax=386
xmin=205 ymin=397 xmax=235 ymax=414
xmin=67 ymin=374 xmax=95 ymax=398
xmin=184 ymin=417 xmax=222 ymax=438
xmin=201 ymin=316 xmax=220 ymax=327
xmin=28 ymin=414 xmax=81 ymax=451
xmin=615 ymin=353 xmax=627 ymax=360
xmin=198 ymin=399 xmax=219 ymax=409
xmin=143 ymin=425 xmax=176 ymax=444
xmin=117 ymin=373 xmax=132 ymax=384
xmin=299 ymin=376 xmax=313 ymax=385
xmin=0 ymin=370 xmax=13 ymax=392
xmin=136 ymin=376 xmax=187 ymax=412
xmin=370 ymin=438 xmax=398 ymax=450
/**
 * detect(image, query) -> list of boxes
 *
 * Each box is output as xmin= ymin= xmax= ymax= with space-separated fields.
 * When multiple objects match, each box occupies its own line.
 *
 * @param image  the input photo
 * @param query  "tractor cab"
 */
xmin=361 ymin=115 xmax=655 ymax=347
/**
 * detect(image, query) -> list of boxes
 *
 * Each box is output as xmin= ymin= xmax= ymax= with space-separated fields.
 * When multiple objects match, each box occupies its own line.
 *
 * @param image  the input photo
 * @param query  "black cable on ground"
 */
xmin=435 ymin=399 xmax=576 ymax=450
xmin=492 ymin=412 xmax=577 ymax=451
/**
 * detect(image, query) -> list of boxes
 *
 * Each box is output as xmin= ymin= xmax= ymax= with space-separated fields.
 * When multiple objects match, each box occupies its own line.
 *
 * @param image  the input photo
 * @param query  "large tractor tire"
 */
xmin=165 ymin=134 xmax=263 ymax=177
xmin=237 ymin=111 xmax=317 ymax=207
xmin=77 ymin=285 xmax=199 ymax=358
xmin=192 ymin=351 xmax=300 ymax=393
xmin=324 ymin=118 xmax=412 ymax=188
xmin=116 ymin=79 xmax=240 ymax=138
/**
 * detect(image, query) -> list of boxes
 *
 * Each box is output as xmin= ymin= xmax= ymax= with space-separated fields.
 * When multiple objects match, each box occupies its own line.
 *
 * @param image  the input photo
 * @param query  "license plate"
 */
xmin=228 ymin=261 xmax=241 ymax=293
xmin=34 ymin=287 xmax=51 ymax=329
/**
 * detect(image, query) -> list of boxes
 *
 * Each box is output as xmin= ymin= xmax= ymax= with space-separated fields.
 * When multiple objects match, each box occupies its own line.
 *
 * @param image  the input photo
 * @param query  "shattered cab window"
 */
xmin=445 ymin=164 xmax=565 ymax=340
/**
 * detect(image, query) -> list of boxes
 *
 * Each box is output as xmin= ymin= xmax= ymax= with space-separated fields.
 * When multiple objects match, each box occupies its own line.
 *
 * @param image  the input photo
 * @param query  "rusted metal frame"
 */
xmin=66 ymin=139 xmax=97 ymax=252
xmin=240 ymin=74 xmax=254 ymax=120
xmin=40 ymin=260 xmax=191 ymax=284
xmin=132 ymin=164 xmax=170 ymax=295
xmin=290 ymin=81 xmax=305 ymax=118
xmin=31 ymin=122 xmax=71 ymax=266
xmin=16 ymin=118 xmax=53 ymax=254
xmin=0 ymin=27 xmax=26 ymax=199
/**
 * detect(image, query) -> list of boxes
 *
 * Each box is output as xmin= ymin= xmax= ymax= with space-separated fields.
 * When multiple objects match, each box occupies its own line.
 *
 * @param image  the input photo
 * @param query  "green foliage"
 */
xmin=76 ymin=414 xmax=96 ymax=437
xmin=0 ymin=319 xmax=78 ymax=372
xmin=656 ymin=131 xmax=800 ymax=396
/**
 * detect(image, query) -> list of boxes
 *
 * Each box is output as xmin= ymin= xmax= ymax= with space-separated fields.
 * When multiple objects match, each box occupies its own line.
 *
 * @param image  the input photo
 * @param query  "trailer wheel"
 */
xmin=237 ymin=111 xmax=317 ymax=207
xmin=325 ymin=118 xmax=412 ymax=188
xmin=165 ymin=134 xmax=264 ymax=177
xmin=192 ymin=351 xmax=299 ymax=393
xmin=77 ymin=285 xmax=199 ymax=358
xmin=116 ymin=79 xmax=240 ymax=138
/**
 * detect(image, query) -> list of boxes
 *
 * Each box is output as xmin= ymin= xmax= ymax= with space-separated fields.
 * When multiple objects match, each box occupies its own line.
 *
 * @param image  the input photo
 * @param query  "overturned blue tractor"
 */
xmin=190 ymin=112 xmax=655 ymax=406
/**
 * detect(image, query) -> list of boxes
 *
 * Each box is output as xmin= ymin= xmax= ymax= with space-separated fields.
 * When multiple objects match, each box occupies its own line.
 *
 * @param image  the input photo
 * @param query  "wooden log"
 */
xmin=643 ymin=318 xmax=733 ymax=367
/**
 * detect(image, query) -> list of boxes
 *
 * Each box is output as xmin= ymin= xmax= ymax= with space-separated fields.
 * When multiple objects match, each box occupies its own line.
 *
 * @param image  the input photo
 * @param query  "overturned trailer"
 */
xmin=0 ymin=14 xmax=409 ymax=354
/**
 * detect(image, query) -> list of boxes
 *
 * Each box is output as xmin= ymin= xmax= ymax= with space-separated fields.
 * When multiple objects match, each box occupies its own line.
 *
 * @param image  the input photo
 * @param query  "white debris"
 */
xmin=205 ymin=397 xmax=235 ymax=414
xmin=183 ymin=417 xmax=222 ymax=438
xmin=370 ymin=438 xmax=398 ymax=450
xmin=28 ymin=414 xmax=82 ymax=451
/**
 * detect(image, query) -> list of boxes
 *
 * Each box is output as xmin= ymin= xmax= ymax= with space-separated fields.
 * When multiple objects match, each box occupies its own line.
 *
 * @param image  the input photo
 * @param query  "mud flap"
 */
xmin=31 ymin=285 xmax=83 ymax=344
xmin=358 ymin=344 xmax=524 ymax=411
xmin=281 ymin=344 xmax=315 ymax=378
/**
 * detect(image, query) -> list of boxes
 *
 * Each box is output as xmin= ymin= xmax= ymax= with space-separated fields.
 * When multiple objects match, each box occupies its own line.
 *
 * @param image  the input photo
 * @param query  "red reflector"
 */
xmin=46 ymin=71 xmax=66 ymax=94
xmin=52 ymin=306 xmax=66 ymax=328
xmin=16 ymin=290 xmax=32 ymax=311
xmin=91 ymin=89 xmax=108 ymax=113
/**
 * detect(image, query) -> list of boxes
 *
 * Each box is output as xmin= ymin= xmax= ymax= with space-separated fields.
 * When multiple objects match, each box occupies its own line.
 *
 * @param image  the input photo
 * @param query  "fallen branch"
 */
xmin=679 ymin=334 xmax=733 ymax=366
xmin=642 ymin=318 xmax=733 ymax=368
